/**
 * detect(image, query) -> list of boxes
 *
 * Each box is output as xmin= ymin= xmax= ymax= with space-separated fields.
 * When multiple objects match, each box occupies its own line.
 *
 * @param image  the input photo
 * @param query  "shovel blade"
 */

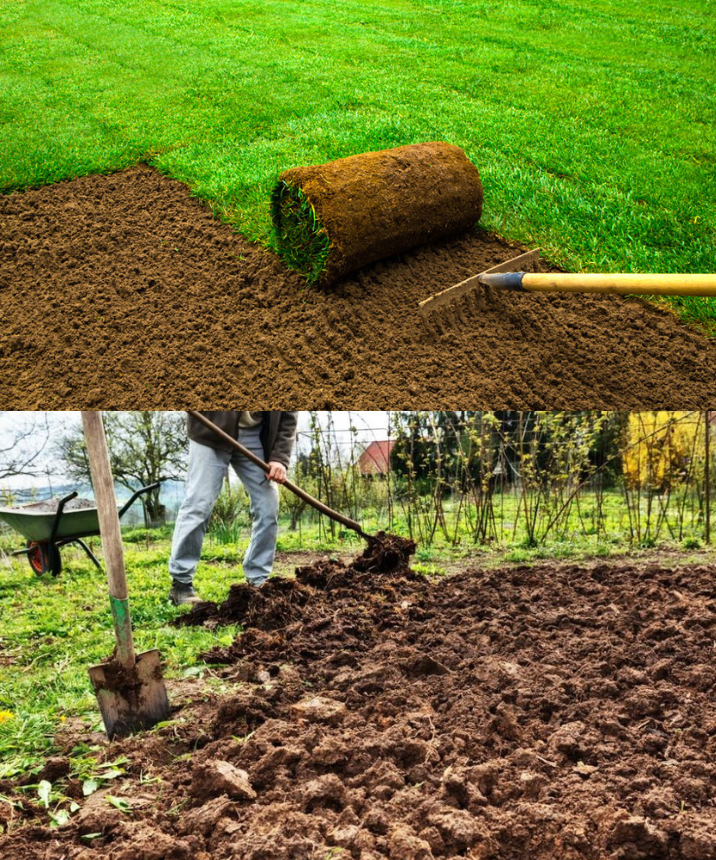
xmin=88 ymin=649 xmax=170 ymax=740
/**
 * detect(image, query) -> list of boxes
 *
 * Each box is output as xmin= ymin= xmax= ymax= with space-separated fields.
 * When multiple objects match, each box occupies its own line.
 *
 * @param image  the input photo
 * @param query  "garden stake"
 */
xmin=187 ymin=411 xmax=376 ymax=544
xmin=82 ymin=412 xmax=170 ymax=740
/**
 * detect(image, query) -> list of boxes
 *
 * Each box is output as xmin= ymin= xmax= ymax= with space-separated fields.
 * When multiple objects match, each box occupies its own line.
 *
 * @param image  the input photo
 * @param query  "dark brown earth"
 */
xmin=1 ymin=550 xmax=714 ymax=860
xmin=2 ymin=164 xmax=716 ymax=408
xmin=276 ymin=142 xmax=483 ymax=286
xmin=174 ymin=532 xmax=416 ymax=631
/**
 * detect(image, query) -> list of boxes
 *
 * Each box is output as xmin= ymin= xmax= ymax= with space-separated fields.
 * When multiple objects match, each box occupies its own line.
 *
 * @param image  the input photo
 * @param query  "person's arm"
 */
xmin=267 ymin=412 xmax=298 ymax=467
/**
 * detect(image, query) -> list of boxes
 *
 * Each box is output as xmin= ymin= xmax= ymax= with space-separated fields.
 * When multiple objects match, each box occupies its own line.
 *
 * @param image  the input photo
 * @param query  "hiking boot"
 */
xmin=169 ymin=580 xmax=203 ymax=606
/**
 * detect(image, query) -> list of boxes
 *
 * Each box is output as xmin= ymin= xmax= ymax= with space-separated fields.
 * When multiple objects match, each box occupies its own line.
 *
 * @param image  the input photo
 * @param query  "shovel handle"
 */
xmin=81 ymin=412 xmax=135 ymax=669
xmin=480 ymin=272 xmax=716 ymax=297
xmin=187 ymin=411 xmax=372 ymax=541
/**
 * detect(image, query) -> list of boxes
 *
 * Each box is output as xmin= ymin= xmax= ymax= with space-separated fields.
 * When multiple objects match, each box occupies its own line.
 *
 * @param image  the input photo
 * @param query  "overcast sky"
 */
xmin=0 ymin=411 xmax=393 ymax=490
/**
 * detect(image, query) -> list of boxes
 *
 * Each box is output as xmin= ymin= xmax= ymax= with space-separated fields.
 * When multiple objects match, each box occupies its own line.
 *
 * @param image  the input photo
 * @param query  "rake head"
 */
xmin=418 ymin=248 xmax=541 ymax=335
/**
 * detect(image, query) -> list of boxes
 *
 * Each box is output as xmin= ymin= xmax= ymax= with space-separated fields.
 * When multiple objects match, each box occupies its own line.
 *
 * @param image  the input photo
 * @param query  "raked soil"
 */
xmin=1 ymin=165 xmax=716 ymax=408
xmin=1 ymin=545 xmax=714 ymax=859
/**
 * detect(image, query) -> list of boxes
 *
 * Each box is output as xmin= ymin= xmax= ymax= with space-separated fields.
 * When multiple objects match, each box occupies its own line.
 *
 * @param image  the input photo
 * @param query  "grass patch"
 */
xmin=0 ymin=0 xmax=714 ymax=328
xmin=0 ymin=537 xmax=242 ymax=778
xmin=271 ymin=180 xmax=331 ymax=284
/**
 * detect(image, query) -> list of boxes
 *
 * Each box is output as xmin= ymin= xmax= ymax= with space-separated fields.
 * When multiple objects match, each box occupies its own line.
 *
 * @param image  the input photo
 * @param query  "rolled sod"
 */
xmin=271 ymin=142 xmax=483 ymax=287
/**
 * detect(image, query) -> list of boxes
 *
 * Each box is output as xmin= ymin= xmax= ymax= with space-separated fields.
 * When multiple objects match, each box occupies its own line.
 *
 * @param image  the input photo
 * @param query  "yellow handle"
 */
xmin=522 ymin=273 xmax=716 ymax=297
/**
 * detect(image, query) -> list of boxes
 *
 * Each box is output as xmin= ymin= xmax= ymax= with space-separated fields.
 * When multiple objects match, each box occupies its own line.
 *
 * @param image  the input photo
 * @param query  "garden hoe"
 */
xmin=187 ymin=411 xmax=376 ymax=544
xmin=418 ymin=248 xmax=716 ymax=330
xmin=82 ymin=412 xmax=170 ymax=740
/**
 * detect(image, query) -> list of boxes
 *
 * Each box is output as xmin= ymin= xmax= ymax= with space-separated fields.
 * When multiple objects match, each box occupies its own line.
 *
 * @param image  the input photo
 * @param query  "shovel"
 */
xmin=82 ymin=412 xmax=170 ymax=740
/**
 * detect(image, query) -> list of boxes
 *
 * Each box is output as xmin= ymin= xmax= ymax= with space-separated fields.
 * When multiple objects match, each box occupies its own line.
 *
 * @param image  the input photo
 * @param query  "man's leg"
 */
xmin=231 ymin=426 xmax=280 ymax=587
xmin=169 ymin=440 xmax=229 ymax=602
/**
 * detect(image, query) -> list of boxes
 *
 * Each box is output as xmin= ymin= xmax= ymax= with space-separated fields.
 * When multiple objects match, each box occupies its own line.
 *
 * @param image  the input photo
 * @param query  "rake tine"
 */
xmin=454 ymin=296 xmax=469 ymax=328
xmin=417 ymin=248 xmax=542 ymax=324
xmin=418 ymin=310 xmax=440 ymax=339
xmin=467 ymin=286 xmax=484 ymax=312
xmin=441 ymin=303 xmax=459 ymax=331
xmin=434 ymin=309 xmax=448 ymax=336
xmin=465 ymin=288 xmax=483 ymax=317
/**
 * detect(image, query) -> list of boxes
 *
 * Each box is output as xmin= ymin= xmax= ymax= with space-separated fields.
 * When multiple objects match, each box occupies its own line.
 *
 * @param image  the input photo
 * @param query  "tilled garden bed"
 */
xmin=1 ymin=546 xmax=714 ymax=859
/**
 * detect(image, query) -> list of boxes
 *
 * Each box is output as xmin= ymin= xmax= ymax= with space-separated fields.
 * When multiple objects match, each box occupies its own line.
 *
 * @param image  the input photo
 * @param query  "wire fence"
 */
xmin=284 ymin=411 xmax=714 ymax=550
xmin=0 ymin=412 xmax=712 ymax=552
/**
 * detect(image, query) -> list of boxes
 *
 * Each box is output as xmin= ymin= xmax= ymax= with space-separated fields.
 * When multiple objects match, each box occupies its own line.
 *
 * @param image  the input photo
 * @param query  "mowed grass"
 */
xmin=1 ymin=0 xmax=715 ymax=329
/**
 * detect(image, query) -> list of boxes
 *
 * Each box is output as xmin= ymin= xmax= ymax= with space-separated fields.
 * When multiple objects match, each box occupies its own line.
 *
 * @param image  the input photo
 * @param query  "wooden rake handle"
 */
xmin=187 ymin=411 xmax=372 ymax=541
xmin=479 ymin=272 xmax=716 ymax=297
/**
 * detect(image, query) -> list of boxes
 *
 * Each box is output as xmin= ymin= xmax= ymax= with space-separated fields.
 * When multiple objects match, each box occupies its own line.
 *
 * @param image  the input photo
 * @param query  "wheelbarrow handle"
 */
xmin=186 ymin=411 xmax=372 ymax=541
xmin=118 ymin=481 xmax=162 ymax=519
xmin=49 ymin=491 xmax=79 ymax=546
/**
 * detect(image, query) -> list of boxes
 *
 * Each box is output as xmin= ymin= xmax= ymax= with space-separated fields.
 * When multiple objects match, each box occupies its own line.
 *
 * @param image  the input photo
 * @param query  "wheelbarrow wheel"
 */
xmin=26 ymin=541 xmax=62 ymax=577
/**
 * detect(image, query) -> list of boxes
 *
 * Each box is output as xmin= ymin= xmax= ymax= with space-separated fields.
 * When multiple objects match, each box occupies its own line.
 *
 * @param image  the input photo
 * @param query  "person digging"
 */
xmin=168 ymin=411 xmax=298 ymax=606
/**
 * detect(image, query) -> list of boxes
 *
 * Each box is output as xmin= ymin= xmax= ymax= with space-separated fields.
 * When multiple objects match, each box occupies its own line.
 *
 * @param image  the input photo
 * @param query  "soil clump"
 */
xmin=1 ymin=550 xmax=714 ymax=859
xmin=175 ymin=532 xmax=416 ymax=632
xmin=2 ymin=165 xmax=716 ymax=407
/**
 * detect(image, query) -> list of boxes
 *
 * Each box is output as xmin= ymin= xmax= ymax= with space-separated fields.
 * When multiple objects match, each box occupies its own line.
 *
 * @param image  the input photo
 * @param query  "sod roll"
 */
xmin=272 ymin=142 xmax=483 ymax=287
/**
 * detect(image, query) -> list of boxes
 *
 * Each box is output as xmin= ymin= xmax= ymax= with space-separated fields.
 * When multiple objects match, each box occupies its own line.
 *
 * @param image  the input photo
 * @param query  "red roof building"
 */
xmin=359 ymin=440 xmax=396 ymax=477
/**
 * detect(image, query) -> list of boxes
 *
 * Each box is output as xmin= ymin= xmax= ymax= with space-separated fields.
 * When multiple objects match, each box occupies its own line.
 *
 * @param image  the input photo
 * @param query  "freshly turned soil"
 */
xmin=274 ymin=142 xmax=484 ymax=286
xmin=1 ymin=551 xmax=714 ymax=859
xmin=174 ymin=532 xmax=417 ymax=631
xmin=2 ymin=164 xmax=716 ymax=408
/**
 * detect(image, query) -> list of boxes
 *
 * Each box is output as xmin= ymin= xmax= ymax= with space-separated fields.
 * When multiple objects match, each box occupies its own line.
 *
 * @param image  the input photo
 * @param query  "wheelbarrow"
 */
xmin=0 ymin=483 xmax=161 ymax=577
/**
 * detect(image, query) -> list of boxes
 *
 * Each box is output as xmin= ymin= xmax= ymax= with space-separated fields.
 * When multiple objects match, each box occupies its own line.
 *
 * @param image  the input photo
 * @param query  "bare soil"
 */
xmin=1 ymin=549 xmax=714 ymax=859
xmin=2 ymin=164 xmax=716 ymax=408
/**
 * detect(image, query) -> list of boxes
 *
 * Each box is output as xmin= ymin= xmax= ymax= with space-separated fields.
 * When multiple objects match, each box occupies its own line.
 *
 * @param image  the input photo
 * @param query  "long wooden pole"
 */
xmin=186 ymin=411 xmax=372 ymax=542
xmin=521 ymin=273 xmax=716 ymax=296
xmin=705 ymin=411 xmax=711 ymax=546
xmin=82 ymin=412 xmax=135 ymax=668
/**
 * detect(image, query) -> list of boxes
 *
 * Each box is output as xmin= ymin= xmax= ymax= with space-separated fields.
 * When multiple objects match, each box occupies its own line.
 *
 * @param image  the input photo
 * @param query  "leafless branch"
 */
xmin=0 ymin=412 xmax=51 ymax=481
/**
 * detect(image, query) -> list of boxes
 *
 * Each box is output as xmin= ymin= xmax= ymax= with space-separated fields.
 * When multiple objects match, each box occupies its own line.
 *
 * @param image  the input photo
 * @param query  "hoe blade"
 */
xmin=88 ymin=649 xmax=170 ymax=740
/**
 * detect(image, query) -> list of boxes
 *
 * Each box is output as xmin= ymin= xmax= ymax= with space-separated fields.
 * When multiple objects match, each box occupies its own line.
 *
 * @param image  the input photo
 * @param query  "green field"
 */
xmin=1 ymin=0 xmax=715 ymax=329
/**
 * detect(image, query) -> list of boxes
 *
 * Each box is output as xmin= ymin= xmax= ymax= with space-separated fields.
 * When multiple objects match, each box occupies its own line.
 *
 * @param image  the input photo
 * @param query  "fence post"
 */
xmin=706 ymin=411 xmax=711 ymax=545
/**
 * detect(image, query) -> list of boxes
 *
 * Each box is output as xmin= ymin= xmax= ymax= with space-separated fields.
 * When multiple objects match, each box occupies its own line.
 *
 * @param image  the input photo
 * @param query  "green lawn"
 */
xmin=1 ymin=0 xmax=715 ymax=331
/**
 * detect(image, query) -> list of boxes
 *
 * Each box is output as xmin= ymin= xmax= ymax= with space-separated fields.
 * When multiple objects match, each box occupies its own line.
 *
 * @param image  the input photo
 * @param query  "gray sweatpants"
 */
xmin=169 ymin=429 xmax=279 ymax=587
